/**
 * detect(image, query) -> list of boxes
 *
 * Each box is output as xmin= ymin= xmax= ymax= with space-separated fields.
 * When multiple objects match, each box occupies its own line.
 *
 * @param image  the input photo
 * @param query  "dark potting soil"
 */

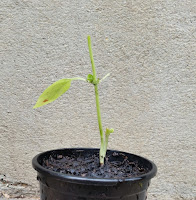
xmin=42 ymin=151 xmax=149 ymax=179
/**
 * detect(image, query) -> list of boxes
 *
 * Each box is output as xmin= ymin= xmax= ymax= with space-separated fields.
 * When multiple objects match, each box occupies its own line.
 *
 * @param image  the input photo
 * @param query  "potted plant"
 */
xmin=32 ymin=36 xmax=157 ymax=200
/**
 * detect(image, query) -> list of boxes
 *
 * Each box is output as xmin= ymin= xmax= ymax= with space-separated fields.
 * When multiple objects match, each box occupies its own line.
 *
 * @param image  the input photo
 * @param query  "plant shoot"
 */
xmin=34 ymin=36 xmax=114 ymax=166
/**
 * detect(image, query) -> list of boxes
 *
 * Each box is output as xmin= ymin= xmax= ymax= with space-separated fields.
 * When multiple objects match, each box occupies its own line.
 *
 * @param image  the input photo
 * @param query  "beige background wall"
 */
xmin=0 ymin=0 xmax=196 ymax=199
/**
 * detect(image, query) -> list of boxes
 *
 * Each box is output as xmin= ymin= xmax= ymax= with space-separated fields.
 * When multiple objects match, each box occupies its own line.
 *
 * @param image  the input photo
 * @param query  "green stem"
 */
xmin=87 ymin=36 xmax=97 ymax=82
xmin=87 ymin=36 xmax=105 ymax=165
xmin=71 ymin=77 xmax=86 ymax=81
xmin=99 ymin=73 xmax=110 ymax=83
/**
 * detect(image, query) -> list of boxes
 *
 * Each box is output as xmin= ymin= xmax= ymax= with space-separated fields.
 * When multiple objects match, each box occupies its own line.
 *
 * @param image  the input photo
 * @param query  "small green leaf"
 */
xmin=87 ymin=74 xmax=94 ymax=83
xmin=105 ymin=128 xmax=114 ymax=136
xmin=109 ymin=128 xmax=114 ymax=133
xmin=33 ymin=79 xmax=72 ymax=108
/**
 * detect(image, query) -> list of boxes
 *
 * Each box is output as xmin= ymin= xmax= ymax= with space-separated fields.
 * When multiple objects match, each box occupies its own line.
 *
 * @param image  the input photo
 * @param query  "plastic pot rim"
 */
xmin=32 ymin=148 xmax=157 ymax=186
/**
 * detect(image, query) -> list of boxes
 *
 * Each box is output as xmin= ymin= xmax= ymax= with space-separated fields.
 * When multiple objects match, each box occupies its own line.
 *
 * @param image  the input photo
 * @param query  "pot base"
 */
xmin=33 ymin=148 xmax=157 ymax=200
xmin=40 ymin=183 xmax=148 ymax=200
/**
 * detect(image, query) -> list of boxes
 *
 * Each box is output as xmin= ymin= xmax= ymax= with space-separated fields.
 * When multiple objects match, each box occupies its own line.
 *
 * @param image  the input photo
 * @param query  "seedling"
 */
xmin=34 ymin=36 xmax=114 ymax=166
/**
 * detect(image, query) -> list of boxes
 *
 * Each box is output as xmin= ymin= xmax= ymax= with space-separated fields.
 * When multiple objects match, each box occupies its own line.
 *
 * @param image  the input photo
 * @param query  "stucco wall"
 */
xmin=0 ymin=0 xmax=196 ymax=199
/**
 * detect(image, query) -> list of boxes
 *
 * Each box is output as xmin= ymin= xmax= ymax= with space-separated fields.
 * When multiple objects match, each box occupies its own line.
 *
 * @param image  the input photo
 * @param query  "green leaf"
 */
xmin=33 ymin=79 xmax=72 ymax=109
xmin=87 ymin=74 xmax=94 ymax=83
xmin=105 ymin=128 xmax=114 ymax=136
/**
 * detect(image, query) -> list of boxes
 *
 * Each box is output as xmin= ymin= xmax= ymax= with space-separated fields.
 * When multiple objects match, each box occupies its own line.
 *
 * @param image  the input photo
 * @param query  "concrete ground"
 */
xmin=0 ymin=199 xmax=39 ymax=200
xmin=0 ymin=198 xmax=39 ymax=200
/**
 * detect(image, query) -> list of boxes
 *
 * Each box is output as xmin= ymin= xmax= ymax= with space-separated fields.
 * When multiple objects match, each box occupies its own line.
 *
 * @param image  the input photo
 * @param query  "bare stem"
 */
xmin=87 ymin=36 xmax=105 ymax=165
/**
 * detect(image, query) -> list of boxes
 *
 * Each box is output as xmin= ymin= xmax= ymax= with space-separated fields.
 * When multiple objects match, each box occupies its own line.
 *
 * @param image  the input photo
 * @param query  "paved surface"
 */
xmin=0 ymin=197 xmax=39 ymax=200
xmin=0 ymin=199 xmax=39 ymax=200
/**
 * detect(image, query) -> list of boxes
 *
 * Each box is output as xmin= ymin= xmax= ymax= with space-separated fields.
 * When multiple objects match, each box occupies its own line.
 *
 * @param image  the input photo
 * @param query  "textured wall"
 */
xmin=0 ymin=0 xmax=196 ymax=199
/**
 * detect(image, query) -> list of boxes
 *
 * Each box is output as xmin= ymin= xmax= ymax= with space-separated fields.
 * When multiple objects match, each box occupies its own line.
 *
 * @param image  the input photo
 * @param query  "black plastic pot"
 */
xmin=32 ymin=148 xmax=157 ymax=200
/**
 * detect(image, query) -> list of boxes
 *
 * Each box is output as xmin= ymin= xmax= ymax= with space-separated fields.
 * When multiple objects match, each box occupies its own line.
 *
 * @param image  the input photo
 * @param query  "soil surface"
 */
xmin=42 ymin=151 xmax=149 ymax=179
